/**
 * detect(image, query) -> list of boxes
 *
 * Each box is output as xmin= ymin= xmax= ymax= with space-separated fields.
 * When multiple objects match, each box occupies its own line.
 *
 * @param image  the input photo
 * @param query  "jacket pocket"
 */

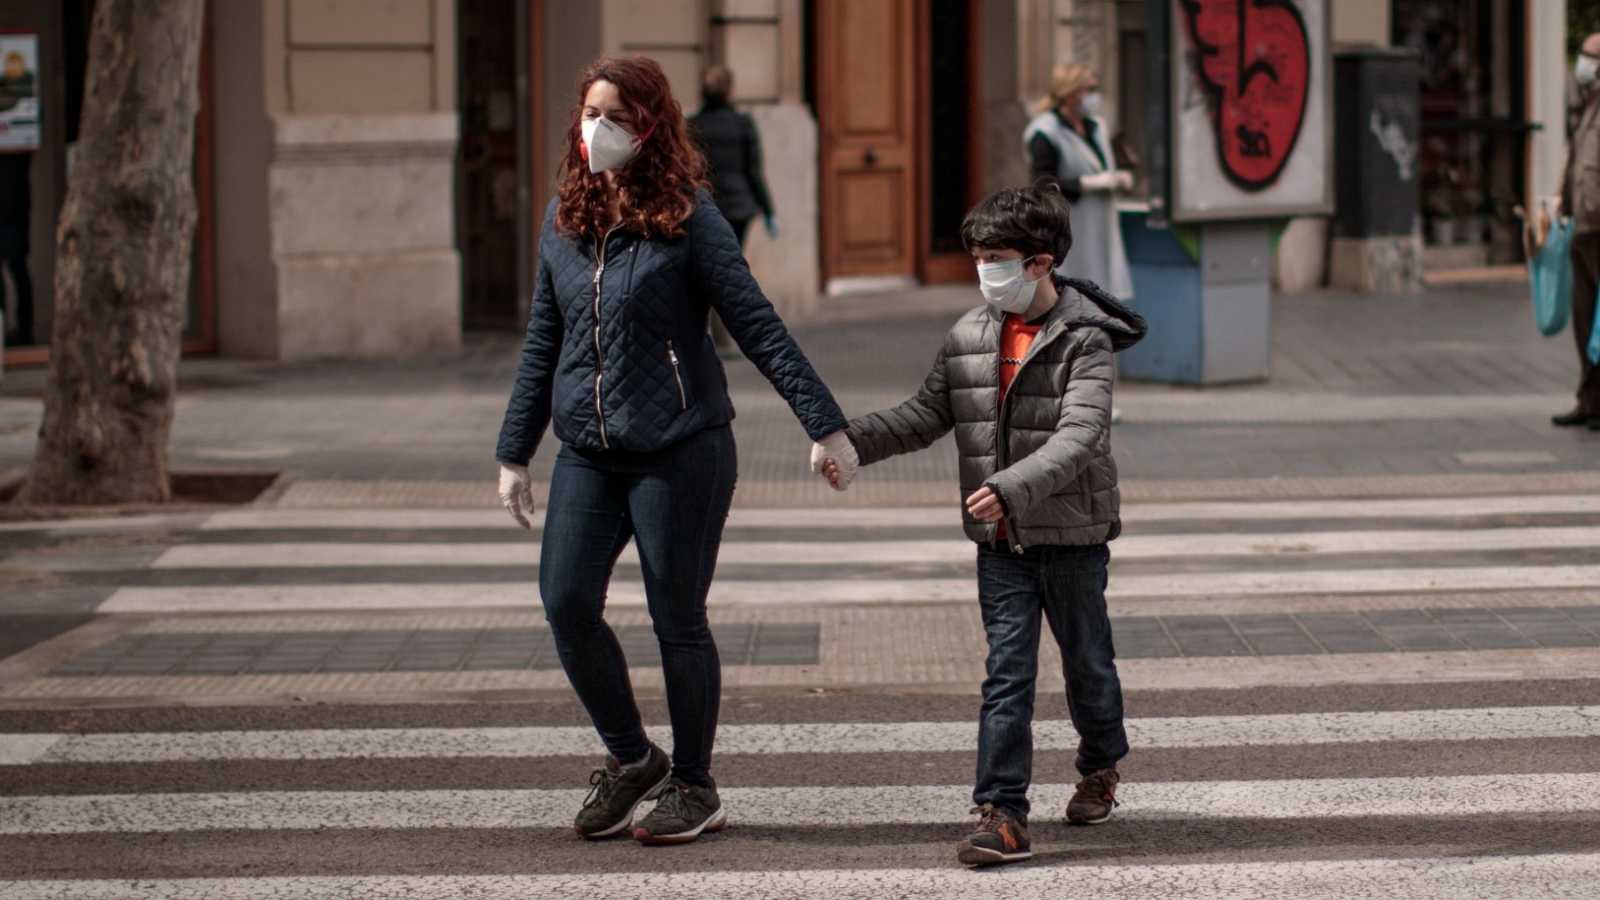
xmin=667 ymin=339 xmax=689 ymax=411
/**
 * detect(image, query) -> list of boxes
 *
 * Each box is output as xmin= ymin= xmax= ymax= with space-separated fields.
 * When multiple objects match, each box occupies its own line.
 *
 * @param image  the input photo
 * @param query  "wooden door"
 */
xmin=817 ymin=0 xmax=917 ymax=282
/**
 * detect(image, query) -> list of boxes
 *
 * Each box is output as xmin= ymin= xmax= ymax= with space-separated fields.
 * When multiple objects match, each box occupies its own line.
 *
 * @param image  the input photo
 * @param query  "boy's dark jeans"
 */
xmin=973 ymin=542 xmax=1129 ymax=819
xmin=539 ymin=426 xmax=737 ymax=788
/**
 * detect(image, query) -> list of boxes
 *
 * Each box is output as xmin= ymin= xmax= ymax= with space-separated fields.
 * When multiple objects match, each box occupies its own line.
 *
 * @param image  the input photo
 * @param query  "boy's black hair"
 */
xmin=959 ymin=182 xmax=1073 ymax=265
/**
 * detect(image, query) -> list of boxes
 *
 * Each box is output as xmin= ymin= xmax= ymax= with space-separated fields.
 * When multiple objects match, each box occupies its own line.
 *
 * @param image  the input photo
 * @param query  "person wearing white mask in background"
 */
xmin=1024 ymin=63 xmax=1134 ymax=302
xmin=1553 ymin=34 xmax=1600 ymax=430
xmin=495 ymin=56 xmax=854 ymax=847
xmin=1024 ymin=63 xmax=1133 ymax=423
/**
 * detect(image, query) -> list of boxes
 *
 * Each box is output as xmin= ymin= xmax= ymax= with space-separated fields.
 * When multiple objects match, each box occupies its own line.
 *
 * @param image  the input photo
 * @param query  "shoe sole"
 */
xmin=957 ymin=845 xmax=1033 ymax=867
xmin=633 ymin=805 xmax=728 ymax=846
xmin=1068 ymin=810 xmax=1114 ymax=826
xmin=576 ymin=770 xmax=672 ymax=841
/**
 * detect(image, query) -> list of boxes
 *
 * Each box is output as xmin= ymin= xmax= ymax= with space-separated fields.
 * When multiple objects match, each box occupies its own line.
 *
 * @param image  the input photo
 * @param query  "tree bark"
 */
xmin=21 ymin=0 xmax=206 ymax=505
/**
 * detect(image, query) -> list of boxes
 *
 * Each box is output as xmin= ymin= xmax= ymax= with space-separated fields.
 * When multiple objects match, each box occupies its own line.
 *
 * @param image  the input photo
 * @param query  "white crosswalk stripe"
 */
xmin=4 ymin=705 xmax=1597 ymax=764
xmin=6 ymin=774 xmax=1600 ymax=834
xmin=4 ymin=855 xmax=1600 ymax=900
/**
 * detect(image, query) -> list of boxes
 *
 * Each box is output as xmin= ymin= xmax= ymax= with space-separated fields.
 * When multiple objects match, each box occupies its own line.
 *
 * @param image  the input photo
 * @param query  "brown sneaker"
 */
xmin=1066 ymin=769 xmax=1120 ymax=825
xmin=956 ymin=804 xmax=1032 ymax=867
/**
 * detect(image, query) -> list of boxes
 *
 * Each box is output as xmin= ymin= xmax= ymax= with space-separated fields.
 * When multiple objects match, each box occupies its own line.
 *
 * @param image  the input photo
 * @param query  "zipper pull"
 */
xmin=668 ymin=339 xmax=679 ymax=365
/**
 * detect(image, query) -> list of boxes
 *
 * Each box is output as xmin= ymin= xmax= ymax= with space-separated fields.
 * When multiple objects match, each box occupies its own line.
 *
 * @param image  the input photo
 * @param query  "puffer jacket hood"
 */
xmin=1033 ymin=276 xmax=1147 ymax=353
xmin=846 ymin=276 xmax=1144 ymax=548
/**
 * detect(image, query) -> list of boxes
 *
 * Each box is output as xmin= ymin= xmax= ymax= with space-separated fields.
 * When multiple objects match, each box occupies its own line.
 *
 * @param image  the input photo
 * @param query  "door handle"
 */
xmin=863 ymin=147 xmax=878 ymax=167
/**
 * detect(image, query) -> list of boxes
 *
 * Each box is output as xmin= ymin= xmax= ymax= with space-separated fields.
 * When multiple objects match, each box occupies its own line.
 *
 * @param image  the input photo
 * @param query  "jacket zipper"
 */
xmin=591 ymin=225 xmax=622 ymax=449
xmin=993 ymin=315 xmax=1068 ymax=554
xmin=667 ymin=340 xmax=688 ymax=411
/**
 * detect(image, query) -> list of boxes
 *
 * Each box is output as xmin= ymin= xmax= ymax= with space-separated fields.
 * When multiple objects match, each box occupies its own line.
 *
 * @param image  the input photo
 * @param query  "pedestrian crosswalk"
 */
xmin=2 ymin=489 xmax=1599 ymax=895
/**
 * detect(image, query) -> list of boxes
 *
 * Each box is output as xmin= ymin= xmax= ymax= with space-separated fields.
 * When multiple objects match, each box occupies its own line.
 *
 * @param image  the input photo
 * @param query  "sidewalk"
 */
xmin=1 ymin=278 xmax=1593 ymax=509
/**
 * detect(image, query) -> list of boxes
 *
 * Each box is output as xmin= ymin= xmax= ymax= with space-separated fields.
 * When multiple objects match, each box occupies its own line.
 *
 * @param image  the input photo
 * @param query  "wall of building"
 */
xmin=214 ymin=0 xmax=461 ymax=361
xmin=705 ymin=0 xmax=819 ymax=320
xmin=1527 ymin=0 xmax=1569 ymax=211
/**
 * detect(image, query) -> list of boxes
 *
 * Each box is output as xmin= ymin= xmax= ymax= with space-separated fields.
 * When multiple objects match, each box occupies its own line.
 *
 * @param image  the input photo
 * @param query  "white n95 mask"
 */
xmin=581 ymin=116 xmax=647 ymax=174
xmin=977 ymin=256 xmax=1041 ymax=315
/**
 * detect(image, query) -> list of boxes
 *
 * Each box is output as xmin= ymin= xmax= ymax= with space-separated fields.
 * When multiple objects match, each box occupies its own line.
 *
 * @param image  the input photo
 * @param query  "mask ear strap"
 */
xmin=636 ymin=123 xmax=657 ymax=145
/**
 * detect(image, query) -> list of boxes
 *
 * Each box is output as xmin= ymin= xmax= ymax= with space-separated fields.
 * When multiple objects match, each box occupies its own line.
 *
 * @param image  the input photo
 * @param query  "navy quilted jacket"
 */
xmin=496 ymin=194 xmax=846 ymax=463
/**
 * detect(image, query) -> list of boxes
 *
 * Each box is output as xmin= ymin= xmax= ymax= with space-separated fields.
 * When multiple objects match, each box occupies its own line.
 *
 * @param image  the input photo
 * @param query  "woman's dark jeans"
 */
xmin=972 ymin=542 xmax=1129 ymax=819
xmin=539 ymin=426 xmax=737 ymax=787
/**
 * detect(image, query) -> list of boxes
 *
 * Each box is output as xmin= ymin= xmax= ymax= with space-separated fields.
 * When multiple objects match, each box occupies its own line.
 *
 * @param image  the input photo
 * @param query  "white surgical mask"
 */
xmin=581 ymin=116 xmax=645 ymax=174
xmin=1578 ymin=55 xmax=1599 ymax=89
xmin=977 ymin=256 xmax=1042 ymax=315
xmin=1080 ymin=91 xmax=1104 ymax=116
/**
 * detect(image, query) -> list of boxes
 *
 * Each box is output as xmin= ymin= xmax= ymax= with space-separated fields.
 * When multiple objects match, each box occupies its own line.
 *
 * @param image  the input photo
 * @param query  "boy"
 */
xmin=815 ymin=184 xmax=1146 ymax=867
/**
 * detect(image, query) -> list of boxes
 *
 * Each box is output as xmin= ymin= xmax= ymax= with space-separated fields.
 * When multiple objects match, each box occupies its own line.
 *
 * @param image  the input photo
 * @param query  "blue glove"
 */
xmin=764 ymin=214 xmax=779 ymax=239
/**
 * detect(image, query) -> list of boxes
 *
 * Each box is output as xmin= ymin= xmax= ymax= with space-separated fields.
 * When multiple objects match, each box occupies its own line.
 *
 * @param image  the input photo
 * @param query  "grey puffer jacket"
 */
xmin=845 ymin=278 xmax=1146 ymax=548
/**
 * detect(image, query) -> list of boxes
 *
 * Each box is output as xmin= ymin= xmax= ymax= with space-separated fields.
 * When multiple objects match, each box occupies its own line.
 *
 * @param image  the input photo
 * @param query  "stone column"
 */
xmin=705 ymin=0 xmax=820 ymax=321
xmin=212 ymin=0 xmax=461 ymax=361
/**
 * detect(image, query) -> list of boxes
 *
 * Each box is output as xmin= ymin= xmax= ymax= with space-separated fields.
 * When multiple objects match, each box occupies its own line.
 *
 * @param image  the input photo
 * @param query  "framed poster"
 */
xmin=1169 ymin=0 xmax=1333 ymax=222
xmin=0 ymin=32 xmax=40 ymax=152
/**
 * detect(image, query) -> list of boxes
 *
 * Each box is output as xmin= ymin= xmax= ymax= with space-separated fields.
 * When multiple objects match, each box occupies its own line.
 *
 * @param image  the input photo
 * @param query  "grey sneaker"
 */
xmin=573 ymin=744 xmax=670 ymax=839
xmin=632 ymin=779 xmax=726 ymax=845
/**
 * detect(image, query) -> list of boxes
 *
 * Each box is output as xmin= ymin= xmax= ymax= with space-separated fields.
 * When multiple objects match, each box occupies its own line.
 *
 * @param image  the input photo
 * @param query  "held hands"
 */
xmin=497 ymin=462 xmax=535 ymax=529
xmin=966 ymin=486 xmax=1005 ymax=523
xmin=809 ymin=430 xmax=859 ymax=491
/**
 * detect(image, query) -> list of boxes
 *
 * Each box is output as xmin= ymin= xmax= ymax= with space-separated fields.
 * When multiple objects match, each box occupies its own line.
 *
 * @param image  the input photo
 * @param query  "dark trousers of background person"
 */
xmin=539 ymin=425 xmax=738 ymax=787
xmin=709 ymin=218 xmax=753 ymax=353
xmin=1570 ymin=232 xmax=1600 ymax=417
xmin=0 ymin=224 xmax=32 ymax=346
xmin=972 ymin=543 xmax=1129 ymax=820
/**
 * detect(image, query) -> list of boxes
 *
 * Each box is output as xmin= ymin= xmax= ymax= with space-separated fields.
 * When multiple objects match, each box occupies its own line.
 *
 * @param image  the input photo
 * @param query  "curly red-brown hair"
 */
xmin=555 ymin=56 xmax=708 ymax=241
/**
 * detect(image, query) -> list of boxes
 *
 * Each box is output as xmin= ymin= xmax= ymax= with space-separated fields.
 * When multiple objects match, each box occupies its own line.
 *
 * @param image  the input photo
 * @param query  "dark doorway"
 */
xmin=919 ymin=0 xmax=980 ymax=283
xmin=458 ymin=0 xmax=521 ymax=330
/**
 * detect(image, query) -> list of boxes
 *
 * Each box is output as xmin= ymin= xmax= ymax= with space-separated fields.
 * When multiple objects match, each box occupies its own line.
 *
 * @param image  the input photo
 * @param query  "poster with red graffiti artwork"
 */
xmin=1170 ymin=0 xmax=1332 ymax=222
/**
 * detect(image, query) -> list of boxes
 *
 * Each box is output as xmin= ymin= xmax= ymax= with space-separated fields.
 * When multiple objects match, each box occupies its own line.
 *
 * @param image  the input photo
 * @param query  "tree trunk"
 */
xmin=21 ymin=0 xmax=206 ymax=505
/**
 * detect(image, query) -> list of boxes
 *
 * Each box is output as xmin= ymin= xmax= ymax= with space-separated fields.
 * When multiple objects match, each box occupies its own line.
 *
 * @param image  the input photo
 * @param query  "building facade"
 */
xmin=0 ymin=0 xmax=1576 ymax=366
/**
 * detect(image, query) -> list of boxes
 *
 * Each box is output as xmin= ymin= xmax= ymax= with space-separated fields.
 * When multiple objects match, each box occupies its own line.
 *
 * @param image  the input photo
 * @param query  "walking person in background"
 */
xmin=691 ymin=65 xmax=777 ymax=353
xmin=495 ymin=56 xmax=854 ymax=846
xmin=690 ymin=65 xmax=776 ymax=248
xmin=1025 ymin=63 xmax=1133 ymax=423
xmin=1554 ymin=33 xmax=1600 ymax=430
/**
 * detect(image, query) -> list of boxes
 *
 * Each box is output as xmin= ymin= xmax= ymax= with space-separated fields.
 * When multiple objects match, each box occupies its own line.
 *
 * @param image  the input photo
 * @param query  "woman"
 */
xmin=495 ymin=57 xmax=857 ymax=846
xmin=1024 ymin=63 xmax=1133 ymax=301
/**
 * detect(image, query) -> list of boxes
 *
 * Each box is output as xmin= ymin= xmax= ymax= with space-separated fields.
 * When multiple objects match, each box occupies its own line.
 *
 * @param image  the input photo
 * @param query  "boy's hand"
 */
xmin=966 ymin=486 xmax=1005 ymax=523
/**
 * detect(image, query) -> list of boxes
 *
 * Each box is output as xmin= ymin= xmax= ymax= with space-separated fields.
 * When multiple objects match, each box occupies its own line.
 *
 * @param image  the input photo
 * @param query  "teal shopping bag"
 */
xmin=1531 ymin=218 xmax=1573 ymax=337
xmin=1590 ymin=291 xmax=1600 ymax=364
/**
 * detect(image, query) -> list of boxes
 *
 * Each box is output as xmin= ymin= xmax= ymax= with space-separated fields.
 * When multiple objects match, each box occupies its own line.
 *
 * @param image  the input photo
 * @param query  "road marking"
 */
xmin=2 ymin=855 xmax=1597 ymax=900
xmin=6 ymin=774 xmax=1600 ymax=833
xmin=98 ymin=565 xmax=1600 ymax=612
xmin=143 ymin=525 xmax=1600 ymax=569
xmin=187 ymin=494 xmax=1600 ymax=532
xmin=2 ymin=705 xmax=1594 ymax=766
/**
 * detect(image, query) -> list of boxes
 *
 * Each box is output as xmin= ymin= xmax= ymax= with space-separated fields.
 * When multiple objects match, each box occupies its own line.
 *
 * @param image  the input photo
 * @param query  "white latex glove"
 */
xmin=809 ymin=430 xmax=860 ymax=492
xmin=1079 ymin=171 xmax=1120 ymax=192
xmin=1081 ymin=171 xmax=1132 ymax=192
xmin=497 ymin=462 xmax=535 ymax=529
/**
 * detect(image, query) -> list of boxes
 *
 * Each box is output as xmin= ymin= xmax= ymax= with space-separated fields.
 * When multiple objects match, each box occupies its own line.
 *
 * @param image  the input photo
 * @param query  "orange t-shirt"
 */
xmin=995 ymin=314 xmax=1042 ymax=539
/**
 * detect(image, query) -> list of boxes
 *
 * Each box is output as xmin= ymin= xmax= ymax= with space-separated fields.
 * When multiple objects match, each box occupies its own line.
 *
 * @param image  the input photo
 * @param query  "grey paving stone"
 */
xmin=1371 ymin=626 xmax=1467 ymax=652
xmin=1444 ymin=626 xmax=1540 ymax=651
